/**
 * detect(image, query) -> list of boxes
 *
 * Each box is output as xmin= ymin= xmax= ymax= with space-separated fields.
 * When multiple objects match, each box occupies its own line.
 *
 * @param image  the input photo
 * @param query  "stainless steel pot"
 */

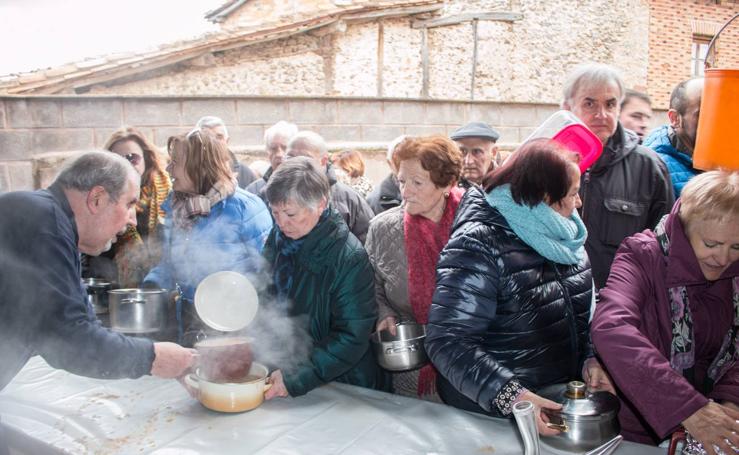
xmin=82 ymin=278 xmax=113 ymax=314
xmin=370 ymin=322 xmax=427 ymax=371
xmin=108 ymin=288 xmax=168 ymax=334
xmin=538 ymin=381 xmax=621 ymax=453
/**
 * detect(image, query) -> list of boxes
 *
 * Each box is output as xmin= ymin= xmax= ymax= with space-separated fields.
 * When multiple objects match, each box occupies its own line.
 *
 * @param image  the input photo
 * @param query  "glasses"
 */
xmin=124 ymin=153 xmax=143 ymax=166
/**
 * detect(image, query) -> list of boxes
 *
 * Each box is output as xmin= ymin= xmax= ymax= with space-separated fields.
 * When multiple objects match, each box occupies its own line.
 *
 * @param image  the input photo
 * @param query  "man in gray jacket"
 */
xmin=562 ymin=64 xmax=674 ymax=289
xmin=285 ymin=131 xmax=374 ymax=244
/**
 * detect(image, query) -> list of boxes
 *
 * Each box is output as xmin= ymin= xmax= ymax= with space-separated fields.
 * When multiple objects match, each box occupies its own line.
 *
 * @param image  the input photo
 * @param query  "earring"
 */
xmin=443 ymin=192 xmax=450 ymax=198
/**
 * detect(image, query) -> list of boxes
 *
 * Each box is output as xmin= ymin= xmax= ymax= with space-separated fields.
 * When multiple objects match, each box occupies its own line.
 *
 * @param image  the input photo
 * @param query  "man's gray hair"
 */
xmin=196 ymin=115 xmax=228 ymax=138
xmin=264 ymin=120 xmax=298 ymax=146
xmin=264 ymin=156 xmax=330 ymax=210
xmin=54 ymin=151 xmax=139 ymax=202
xmin=288 ymin=130 xmax=328 ymax=158
xmin=561 ymin=63 xmax=625 ymax=108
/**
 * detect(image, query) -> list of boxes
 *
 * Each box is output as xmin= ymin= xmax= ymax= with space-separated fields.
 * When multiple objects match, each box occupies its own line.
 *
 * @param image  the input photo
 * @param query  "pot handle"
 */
xmin=385 ymin=344 xmax=419 ymax=354
xmin=184 ymin=373 xmax=201 ymax=395
xmin=543 ymin=410 xmax=569 ymax=432
xmin=545 ymin=421 xmax=569 ymax=432
xmin=120 ymin=298 xmax=147 ymax=305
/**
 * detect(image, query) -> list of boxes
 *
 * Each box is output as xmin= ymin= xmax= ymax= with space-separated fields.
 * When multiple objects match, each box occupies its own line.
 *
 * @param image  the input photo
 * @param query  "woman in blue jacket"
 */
xmin=144 ymin=130 xmax=272 ymax=345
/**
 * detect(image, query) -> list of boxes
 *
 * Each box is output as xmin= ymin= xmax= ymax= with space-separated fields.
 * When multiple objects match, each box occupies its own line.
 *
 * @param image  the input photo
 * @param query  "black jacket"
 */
xmin=579 ymin=124 xmax=674 ymax=289
xmin=0 ymin=184 xmax=154 ymax=391
xmin=425 ymin=187 xmax=593 ymax=417
xmin=366 ymin=173 xmax=401 ymax=215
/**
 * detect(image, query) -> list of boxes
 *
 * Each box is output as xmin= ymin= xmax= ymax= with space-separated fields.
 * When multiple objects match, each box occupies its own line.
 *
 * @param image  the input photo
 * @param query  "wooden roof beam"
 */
xmin=412 ymin=11 xmax=523 ymax=29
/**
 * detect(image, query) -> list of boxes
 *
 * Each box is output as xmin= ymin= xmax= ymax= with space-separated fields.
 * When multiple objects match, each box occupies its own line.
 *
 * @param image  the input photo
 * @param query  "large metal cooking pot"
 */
xmin=371 ymin=322 xmax=427 ymax=371
xmin=538 ymin=381 xmax=621 ymax=453
xmin=82 ymin=278 xmax=113 ymax=314
xmin=108 ymin=288 xmax=168 ymax=334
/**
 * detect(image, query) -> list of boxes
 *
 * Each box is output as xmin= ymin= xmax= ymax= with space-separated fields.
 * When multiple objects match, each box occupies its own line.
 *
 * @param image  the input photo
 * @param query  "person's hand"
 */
xmin=264 ymin=370 xmax=289 ymax=400
xmin=516 ymin=390 xmax=564 ymax=436
xmin=150 ymin=342 xmax=197 ymax=378
xmin=683 ymin=401 xmax=739 ymax=455
xmin=582 ymin=357 xmax=616 ymax=395
xmin=722 ymin=401 xmax=739 ymax=413
xmin=376 ymin=316 xmax=398 ymax=336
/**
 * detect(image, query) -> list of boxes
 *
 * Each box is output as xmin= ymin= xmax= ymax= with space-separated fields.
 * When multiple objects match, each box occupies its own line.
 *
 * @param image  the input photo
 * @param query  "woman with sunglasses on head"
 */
xmin=83 ymin=127 xmax=172 ymax=287
xmin=143 ymin=130 xmax=273 ymax=345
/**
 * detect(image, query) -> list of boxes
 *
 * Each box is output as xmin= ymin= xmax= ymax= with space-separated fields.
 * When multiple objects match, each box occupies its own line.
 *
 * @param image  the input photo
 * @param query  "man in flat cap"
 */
xmin=450 ymin=121 xmax=500 ymax=188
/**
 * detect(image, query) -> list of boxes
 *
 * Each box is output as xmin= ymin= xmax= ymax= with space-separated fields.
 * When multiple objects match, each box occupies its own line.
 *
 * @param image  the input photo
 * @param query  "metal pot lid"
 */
xmin=83 ymin=277 xmax=113 ymax=287
xmin=194 ymin=271 xmax=259 ymax=332
xmin=537 ymin=381 xmax=620 ymax=417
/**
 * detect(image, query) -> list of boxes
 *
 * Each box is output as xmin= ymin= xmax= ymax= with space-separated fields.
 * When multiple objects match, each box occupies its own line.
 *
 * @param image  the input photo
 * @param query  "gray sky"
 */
xmin=0 ymin=0 xmax=224 ymax=76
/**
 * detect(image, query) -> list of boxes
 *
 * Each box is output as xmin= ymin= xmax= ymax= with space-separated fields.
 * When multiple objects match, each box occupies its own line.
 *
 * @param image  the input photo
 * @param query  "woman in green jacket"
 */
xmin=261 ymin=156 xmax=384 ymax=398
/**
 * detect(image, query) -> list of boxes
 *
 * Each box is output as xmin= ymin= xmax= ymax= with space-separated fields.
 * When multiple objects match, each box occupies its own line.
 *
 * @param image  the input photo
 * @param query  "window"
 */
xmin=691 ymin=37 xmax=711 ymax=76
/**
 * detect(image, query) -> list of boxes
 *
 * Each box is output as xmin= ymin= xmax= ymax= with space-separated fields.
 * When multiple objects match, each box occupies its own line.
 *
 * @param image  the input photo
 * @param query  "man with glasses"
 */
xmin=450 ymin=121 xmax=500 ymax=188
xmin=562 ymin=64 xmax=673 ymax=289
xmin=643 ymin=78 xmax=704 ymax=197
xmin=195 ymin=116 xmax=257 ymax=189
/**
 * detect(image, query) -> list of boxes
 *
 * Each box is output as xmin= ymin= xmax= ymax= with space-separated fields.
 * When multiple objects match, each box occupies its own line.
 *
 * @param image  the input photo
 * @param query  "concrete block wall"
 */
xmin=0 ymin=95 xmax=667 ymax=192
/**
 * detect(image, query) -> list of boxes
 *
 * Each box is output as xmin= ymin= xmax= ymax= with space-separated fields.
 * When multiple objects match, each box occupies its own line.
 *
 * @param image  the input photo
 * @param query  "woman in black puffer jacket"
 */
xmin=426 ymin=139 xmax=614 ymax=436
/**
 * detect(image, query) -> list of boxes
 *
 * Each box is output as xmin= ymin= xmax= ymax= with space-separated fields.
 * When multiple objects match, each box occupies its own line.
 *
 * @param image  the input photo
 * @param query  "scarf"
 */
xmin=486 ymin=185 xmax=587 ymax=265
xmin=272 ymin=209 xmax=330 ymax=303
xmin=404 ymin=186 xmax=464 ymax=397
xmin=654 ymin=215 xmax=739 ymax=394
xmin=112 ymin=170 xmax=172 ymax=287
xmin=171 ymin=180 xmax=235 ymax=230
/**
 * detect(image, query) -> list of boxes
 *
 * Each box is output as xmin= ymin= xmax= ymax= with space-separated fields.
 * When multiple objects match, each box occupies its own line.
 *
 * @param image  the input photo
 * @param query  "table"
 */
xmin=0 ymin=358 xmax=663 ymax=455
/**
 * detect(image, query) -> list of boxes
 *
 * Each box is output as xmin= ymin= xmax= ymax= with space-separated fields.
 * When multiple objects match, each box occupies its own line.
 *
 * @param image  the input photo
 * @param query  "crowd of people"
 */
xmin=0 ymin=62 xmax=737 ymax=454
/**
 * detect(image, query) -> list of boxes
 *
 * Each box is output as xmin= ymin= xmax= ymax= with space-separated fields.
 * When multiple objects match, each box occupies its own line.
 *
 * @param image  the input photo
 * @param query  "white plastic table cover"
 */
xmin=0 ymin=357 xmax=662 ymax=455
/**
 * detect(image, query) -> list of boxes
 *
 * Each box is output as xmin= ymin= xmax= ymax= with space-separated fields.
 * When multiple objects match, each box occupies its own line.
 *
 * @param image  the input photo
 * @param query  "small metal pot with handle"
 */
xmin=538 ymin=381 xmax=621 ymax=453
xmin=370 ymin=322 xmax=427 ymax=371
xmin=82 ymin=278 xmax=113 ymax=314
xmin=108 ymin=288 xmax=169 ymax=334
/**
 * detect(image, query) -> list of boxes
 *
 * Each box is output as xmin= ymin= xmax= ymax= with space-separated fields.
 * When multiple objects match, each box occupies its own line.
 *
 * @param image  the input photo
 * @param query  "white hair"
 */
xmin=264 ymin=121 xmax=298 ymax=146
xmin=561 ymin=63 xmax=625 ymax=109
xmin=196 ymin=116 xmax=228 ymax=138
xmin=287 ymin=130 xmax=328 ymax=157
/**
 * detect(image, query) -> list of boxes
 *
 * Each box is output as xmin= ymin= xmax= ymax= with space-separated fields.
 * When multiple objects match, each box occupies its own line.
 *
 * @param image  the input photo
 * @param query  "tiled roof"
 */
xmin=0 ymin=0 xmax=442 ymax=95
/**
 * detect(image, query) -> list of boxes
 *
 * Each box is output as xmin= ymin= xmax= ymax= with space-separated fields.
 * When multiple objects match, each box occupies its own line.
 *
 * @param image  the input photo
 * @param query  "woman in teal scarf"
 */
xmin=426 ymin=139 xmax=614 ymax=435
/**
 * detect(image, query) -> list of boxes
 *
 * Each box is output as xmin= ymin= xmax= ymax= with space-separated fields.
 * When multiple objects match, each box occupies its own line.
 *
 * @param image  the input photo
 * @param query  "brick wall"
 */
xmin=648 ymin=0 xmax=739 ymax=108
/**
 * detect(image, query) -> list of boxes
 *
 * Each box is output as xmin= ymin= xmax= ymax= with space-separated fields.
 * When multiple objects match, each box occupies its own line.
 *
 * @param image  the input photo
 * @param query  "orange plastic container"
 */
xmin=693 ymin=69 xmax=739 ymax=171
xmin=692 ymin=13 xmax=739 ymax=171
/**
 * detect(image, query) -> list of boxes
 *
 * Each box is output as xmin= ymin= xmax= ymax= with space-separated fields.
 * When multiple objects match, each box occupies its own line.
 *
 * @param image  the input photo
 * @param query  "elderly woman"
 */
xmin=84 ymin=127 xmax=171 ymax=287
xmin=365 ymin=135 xmax=463 ymax=402
xmin=261 ymin=157 xmax=384 ymax=399
xmin=426 ymin=139 xmax=613 ymax=434
xmin=591 ymin=170 xmax=739 ymax=452
xmin=143 ymin=130 xmax=272 ymax=344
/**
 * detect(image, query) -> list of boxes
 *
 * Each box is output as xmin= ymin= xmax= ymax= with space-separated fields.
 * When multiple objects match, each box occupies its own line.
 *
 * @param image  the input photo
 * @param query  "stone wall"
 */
xmin=85 ymin=0 xmax=650 ymax=104
xmin=648 ymin=0 xmax=739 ymax=108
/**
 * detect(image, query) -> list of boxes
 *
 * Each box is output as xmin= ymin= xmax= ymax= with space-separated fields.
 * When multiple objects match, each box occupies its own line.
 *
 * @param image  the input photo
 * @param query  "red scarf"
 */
xmin=404 ymin=186 xmax=464 ymax=397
